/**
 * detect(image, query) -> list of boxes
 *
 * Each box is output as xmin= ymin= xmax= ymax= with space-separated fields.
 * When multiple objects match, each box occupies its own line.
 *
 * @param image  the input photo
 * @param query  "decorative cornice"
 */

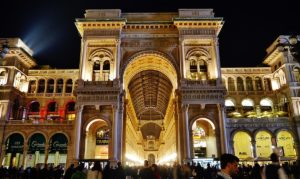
xmin=75 ymin=21 xmax=126 ymax=37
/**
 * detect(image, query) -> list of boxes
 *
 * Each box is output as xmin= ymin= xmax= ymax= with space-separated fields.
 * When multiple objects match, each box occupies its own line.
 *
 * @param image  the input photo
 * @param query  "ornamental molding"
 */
xmin=179 ymin=29 xmax=217 ymax=36
xmin=121 ymin=39 xmax=178 ymax=48
xmin=221 ymin=67 xmax=271 ymax=75
xmin=225 ymin=117 xmax=291 ymax=129
xmin=122 ymin=34 xmax=178 ymax=39
xmin=83 ymin=29 xmax=121 ymax=37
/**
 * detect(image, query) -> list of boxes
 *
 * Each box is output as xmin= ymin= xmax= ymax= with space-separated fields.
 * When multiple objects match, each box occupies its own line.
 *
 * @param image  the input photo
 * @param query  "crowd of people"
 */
xmin=0 ymin=153 xmax=299 ymax=179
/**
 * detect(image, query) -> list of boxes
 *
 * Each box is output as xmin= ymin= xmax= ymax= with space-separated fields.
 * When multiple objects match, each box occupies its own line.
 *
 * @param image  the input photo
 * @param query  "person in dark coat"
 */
xmin=139 ymin=160 xmax=154 ymax=179
xmin=115 ymin=162 xmax=126 ymax=179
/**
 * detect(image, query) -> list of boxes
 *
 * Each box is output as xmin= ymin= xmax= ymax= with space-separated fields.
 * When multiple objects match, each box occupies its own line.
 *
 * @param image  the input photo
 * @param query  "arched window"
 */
xmin=93 ymin=61 xmax=101 ymax=81
xmin=199 ymin=60 xmax=207 ymax=72
xmin=277 ymin=131 xmax=296 ymax=157
xmin=0 ymin=70 xmax=7 ymax=85
xmin=29 ymin=101 xmax=40 ymax=113
xmin=46 ymin=79 xmax=54 ymax=93
xmin=260 ymin=98 xmax=273 ymax=112
xmin=190 ymin=60 xmax=197 ymax=73
xmin=93 ymin=60 xmax=100 ymax=71
xmin=12 ymin=98 xmax=21 ymax=120
xmin=48 ymin=133 xmax=68 ymax=166
xmin=56 ymin=79 xmax=63 ymax=93
xmin=47 ymin=102 xmax=58 ymax=112
xmin=0 ymin=71 xmax=5 ymax=76
xmin=102 ymin=60 xmax=110 ymax=81
xmin=28 ymin=80 xmax=36 ymax=93
xmin=103 ymin=60 xmax=110 ymax=70
xmin=37 ymin=79 xmax=45 ymax=93
xmin=255 ymin=131 xmax=272 ymax=158
xmin=65 ymin=79 xmax=73 ymax=93
xmin=199 ymin=60 xmax=208 ymax=80
xmin=233 ymin=132 xmax=253 ymax=159
xmin=246 ymin=77 xmax=253 ymax=91
xmin=27 ymin=133 xmax=46 ymax=167
xmin=242 ymin=98 xmax=254 ymax=115
xmin=255 ymin=77 xmax=263 ymax=91
xmin=4 ymin=133 xmax=24 ymax=167
xmin=228 ymin=77 xmax=235 ymax=91
xmin=225 ymin=98 xmax=236 ymax=117
xmin=264 ymin=78 xmax=272 ymax=91
xmin=237 ymin=77 xmax=244 ymax=91
xmin=65 ymin=101 xmax=75 ymax=120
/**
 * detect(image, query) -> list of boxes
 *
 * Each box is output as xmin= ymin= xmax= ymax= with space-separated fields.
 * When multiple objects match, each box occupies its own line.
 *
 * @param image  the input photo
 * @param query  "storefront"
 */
xmin=26 ymin=133 xmax=46 ymax=167
xmin=47 ymin=133 xmax=68 ymax=167
xmin=3 ymin=133 xmax=24 ymax=167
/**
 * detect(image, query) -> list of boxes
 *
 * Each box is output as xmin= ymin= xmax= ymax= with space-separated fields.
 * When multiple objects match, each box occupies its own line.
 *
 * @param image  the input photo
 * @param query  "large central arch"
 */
xmin=122 ymin=51 xmax=179 ymax=165
xmin=122 ymin=50 xmax=179 ymax=91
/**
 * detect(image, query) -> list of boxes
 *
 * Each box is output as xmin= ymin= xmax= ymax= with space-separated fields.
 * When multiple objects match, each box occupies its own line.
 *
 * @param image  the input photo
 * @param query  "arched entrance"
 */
xmin=255 ymin=131 xmax=272 ymax=158
xmin=26 ymin=133 xmax=46 ymax=167
xmin=3 ymin=133 xmax=24 ymax=167
xmin=48 ymin=133 xmax=68 ymax=167
xmin=192 ymin=118 xmax=217 ymax=158
xmin=233 ymin=131 xmax=253 ymax=159
xmin=122 ymin=51 xmax=179 ymax=164
xmin=84 ymin=119 xmax=110 ymax=159
xmin=276 ymin=130 xmax=296 ymax=157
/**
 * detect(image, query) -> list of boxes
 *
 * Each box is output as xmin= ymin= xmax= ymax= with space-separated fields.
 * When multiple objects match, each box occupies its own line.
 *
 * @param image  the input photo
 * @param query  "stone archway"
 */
xmin=191 ymin=118 xmax=217 ymax=159
xmin=122 ymin=51 xmax=179 ymax=164
xmin=84 ymin=119 xmax=111 ymax=159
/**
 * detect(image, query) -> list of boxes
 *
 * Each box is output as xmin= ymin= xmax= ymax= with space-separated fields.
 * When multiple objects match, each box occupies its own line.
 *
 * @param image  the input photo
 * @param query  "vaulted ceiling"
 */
xmin=128 ymin=70 xmax=173 ymax=139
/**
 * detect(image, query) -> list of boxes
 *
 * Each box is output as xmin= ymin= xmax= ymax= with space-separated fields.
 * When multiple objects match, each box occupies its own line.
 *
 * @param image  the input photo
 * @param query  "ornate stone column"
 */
xmin=217 ymin=104 xmax=228 ymax=153
xmin=117 ymin=99 xmax=124 ymax=161
xmin=22 ymin=144 xmax=27 ymax=167
xmin=182 ymin=104 xmax=191 ymax=162
xmin=115 ymin=39 xmax=121 ymax=79
xmin=44 ymin=144 xmax=50 ymax=165
xmin=214 ymin=37 xmax=222 ymax=85
xmin=74 ymin=105 xmax=83 ymax=160
xmin=179 ymin=38 xmax=185 ymax=79
xmin=174 ymin=99 xmax=182 ymax=163
xmin=111 ymin=104 xmax=120 ymax=165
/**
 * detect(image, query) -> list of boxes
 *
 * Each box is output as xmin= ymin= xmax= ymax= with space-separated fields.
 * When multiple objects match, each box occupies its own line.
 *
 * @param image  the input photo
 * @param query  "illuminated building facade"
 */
xmin=0 ymin=9 xmax=299 ymax=168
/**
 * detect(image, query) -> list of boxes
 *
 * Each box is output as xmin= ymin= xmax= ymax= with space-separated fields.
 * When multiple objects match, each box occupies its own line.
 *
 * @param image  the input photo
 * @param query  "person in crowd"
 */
xmin=65 ymin=164 xmax=76 ymax=179
xmin=251 ymin=162 xmax=261 ymax=179
xmin=151 ymin=164 xmax=161 ymax=179
xmin=139 ymin=160 xmax=154 ymax=179
xmin=87 ymin=161 xmax=102 ymax=179
xmin=216 ymin=153 xmax=239 ymax=179
xmin=261 ymin=153 xmax=288 ymax=179
xmin=71 ymin=163 xmax=87 ymax=179
xmin=171 ymin=162 xmax=180 ymax=179
xmin=102 ymin=161 xmax=111 ymax=179
xmin=115 ymin=161 xmax=125 ymax=179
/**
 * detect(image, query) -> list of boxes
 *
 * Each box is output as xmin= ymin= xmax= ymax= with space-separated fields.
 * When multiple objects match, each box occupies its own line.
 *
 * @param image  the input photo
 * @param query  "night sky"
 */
xmin=1 ymin=0 xmax=299 ymax=68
